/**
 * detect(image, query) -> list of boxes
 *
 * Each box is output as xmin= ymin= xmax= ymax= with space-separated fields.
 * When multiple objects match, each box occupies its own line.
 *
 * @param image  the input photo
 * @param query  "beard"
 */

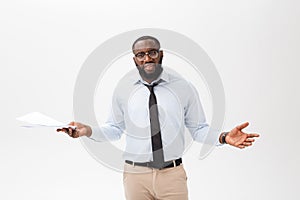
xmin=136 ymin=57 xmax=163 ymax=80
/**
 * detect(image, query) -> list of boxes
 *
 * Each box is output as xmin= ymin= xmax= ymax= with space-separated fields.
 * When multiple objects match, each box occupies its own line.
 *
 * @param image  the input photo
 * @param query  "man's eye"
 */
xmin=149 ymin=50 xmax=157 ymax=56
xmin=136 ymin=53 xmax=145 ymax=58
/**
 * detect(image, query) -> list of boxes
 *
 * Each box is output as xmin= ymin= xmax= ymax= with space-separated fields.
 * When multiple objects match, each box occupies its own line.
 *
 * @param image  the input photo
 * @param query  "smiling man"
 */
xmin=133 ymin=36 xmax=163 ymax=83
xmin=57 ymin=36 xmax=260 ymax=200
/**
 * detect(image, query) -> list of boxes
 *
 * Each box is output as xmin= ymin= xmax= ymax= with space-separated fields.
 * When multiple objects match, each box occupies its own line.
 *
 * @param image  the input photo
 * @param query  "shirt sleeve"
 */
xmin=184 ymin=82 xmax=222 ymax=146
xmin=89 ymin=92 xmax=125 ymax=142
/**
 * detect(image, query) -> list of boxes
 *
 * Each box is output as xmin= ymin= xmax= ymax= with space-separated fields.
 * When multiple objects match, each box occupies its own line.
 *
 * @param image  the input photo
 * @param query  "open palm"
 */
xmin=226 ymin=122 xmax=260 ymax=149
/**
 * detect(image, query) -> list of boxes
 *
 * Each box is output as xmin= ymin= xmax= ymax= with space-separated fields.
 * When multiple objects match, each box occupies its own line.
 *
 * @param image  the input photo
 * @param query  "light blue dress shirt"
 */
xmin=89 ymin=67 xmax=220 ymax=162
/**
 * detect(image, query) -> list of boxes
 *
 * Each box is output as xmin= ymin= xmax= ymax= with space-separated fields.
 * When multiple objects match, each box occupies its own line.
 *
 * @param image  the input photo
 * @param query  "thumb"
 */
xmin=68 ymin=121 xmax=75 ymax=126
xmin=236 ymin=122 xmax=249 ymax=130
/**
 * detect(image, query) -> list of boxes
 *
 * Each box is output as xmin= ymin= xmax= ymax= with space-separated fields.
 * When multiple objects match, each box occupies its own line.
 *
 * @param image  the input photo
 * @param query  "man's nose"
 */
xmin=144 ymin=53 xmax=152 ymax=62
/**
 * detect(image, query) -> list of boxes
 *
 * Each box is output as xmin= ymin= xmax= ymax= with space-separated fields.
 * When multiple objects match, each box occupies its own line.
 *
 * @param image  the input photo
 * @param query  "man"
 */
xmin=57 ymin=36 xmax=260 ymax=200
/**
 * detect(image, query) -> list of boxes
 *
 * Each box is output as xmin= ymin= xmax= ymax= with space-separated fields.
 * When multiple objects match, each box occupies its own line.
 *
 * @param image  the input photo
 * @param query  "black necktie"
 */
xmin=144 ymin=82 xmax=165 ymax=168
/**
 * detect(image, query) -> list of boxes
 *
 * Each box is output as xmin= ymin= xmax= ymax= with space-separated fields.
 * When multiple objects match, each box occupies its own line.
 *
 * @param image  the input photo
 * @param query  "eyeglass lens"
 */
xmin=135 ymin=50 xmax=159 ymax=61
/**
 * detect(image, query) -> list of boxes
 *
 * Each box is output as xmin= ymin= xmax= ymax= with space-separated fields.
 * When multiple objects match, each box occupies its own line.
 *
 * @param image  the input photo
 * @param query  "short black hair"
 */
xmin=132 ymin=36 xmax=161 ymax=51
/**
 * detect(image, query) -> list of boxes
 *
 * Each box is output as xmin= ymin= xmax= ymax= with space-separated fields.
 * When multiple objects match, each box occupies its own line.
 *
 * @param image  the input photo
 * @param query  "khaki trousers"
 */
xmin=123 ymin=163 xmax=188 ymax=200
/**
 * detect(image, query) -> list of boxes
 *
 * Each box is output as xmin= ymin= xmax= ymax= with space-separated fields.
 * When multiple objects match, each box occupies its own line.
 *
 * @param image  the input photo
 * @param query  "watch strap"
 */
xmin=221 ymin=132 xmax=229 ymax=144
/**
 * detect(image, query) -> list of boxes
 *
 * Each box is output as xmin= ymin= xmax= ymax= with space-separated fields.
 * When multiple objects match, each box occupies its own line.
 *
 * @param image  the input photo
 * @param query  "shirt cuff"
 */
xmin=88 ymin=126 xmax=103 ymax=141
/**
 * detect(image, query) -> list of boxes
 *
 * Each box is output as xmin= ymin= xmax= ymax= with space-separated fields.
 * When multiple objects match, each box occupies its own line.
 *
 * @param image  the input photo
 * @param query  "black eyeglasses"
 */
xmin=134 ymin=49 xmax=160 ymax=61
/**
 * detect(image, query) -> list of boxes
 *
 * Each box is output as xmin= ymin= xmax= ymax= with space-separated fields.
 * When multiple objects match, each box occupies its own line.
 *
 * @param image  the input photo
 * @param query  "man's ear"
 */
xmin=133 ymin=57 xmax=138 ymax=67
xmin=159 ymin=50 xmax=164 ymax=60
xmin=160 ymin=50 xmax=164 ymax=58
xmin=159 ymin=50 xmax=164 ymax=64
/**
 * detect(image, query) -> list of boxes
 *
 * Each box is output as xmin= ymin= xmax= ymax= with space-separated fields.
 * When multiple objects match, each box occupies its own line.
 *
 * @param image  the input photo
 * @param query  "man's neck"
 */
xmin=143 ymin=78 xmax=155 ymax=84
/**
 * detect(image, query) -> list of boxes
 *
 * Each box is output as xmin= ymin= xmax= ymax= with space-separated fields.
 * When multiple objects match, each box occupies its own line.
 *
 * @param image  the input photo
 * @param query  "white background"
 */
xmin=1 ymin=0 xmax=300 ymax=199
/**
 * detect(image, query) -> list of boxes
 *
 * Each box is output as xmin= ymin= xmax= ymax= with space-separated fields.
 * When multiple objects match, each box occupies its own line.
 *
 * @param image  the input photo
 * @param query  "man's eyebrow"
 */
xmin=134 ymin=48 xmax=159 ymax=53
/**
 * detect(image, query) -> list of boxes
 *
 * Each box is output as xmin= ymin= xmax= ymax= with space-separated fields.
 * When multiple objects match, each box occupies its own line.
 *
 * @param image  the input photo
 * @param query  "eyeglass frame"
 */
xmin=134 ymin=49 xmax=161 ymax=61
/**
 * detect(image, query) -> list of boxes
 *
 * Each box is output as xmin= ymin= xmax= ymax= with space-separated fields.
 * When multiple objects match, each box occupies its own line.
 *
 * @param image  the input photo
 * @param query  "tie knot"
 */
xmin=144 ymin=82 xmax=159 ymax=92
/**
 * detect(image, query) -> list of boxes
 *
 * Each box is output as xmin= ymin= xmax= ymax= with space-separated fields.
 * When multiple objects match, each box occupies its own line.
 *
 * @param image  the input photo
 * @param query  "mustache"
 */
xmin=144 ymin=61 xmax=155 ymax=64
xmin=142 ymin=62 xmax=156 ymax=67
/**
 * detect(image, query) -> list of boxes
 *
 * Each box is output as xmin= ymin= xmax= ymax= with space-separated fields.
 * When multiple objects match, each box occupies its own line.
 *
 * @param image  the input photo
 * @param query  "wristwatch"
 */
xmin=221 ymin=132 xmax=229 ymax=144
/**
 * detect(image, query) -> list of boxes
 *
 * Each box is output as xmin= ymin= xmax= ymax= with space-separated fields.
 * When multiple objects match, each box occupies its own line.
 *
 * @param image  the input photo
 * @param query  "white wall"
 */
xmin=1 ymin=0 xmax=299 ymax=199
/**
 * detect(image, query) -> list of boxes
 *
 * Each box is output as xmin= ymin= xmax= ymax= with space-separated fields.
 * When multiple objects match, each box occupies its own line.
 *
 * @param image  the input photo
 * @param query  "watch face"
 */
xmin=222 ymin=134 xmax=225 ymax=144
xmin=221 ymin=132 xmax=227 ymax=144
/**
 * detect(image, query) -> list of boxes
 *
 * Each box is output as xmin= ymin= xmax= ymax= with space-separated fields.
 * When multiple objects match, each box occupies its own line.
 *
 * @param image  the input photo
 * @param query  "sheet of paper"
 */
xmin=16 ymin=112 xmax=76 ymax=129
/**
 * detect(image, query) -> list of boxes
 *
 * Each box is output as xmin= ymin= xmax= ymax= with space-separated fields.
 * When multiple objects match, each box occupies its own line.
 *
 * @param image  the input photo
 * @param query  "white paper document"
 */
xmin=16 ymin=112 xmax=76 ymax=129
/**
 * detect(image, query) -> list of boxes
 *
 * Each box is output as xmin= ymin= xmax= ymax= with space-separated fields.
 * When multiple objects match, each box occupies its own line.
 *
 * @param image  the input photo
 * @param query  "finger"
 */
xmin=236 ymin=122 xmax=249 ymax=130
xmin=57 ymin=128 xmax=68 ymax=133
xmin=70 ymin=127 xmax=80 ymax=138
xmin=238 ymin=144 xmax=245 ymax=149
xmin=68 ymin=127 xmax=74 ymax=136
xmin=56 ymin=128 xmax=62 ymax=132
xmin=68 ymin=121 xmax=79 ymax=130
xmin=71 ymin=130 xmax=76 ymax=137
xmin=242 ymin=142 xmax=252 ymax=146
xmin=72 ymin=130 xmax=79 ymax=138
xmin=69 ymin=121 xmax=75 ymax=126
xmin=247 ymin=133 xmax=260 ymax=138
xmin=246 ymin=138 xmax=255 ymax=142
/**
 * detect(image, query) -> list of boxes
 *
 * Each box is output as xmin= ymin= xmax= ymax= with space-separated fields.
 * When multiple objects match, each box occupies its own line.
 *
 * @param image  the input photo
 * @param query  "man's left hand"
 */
xmin=226 ymin=122 xmax=260 ymax=149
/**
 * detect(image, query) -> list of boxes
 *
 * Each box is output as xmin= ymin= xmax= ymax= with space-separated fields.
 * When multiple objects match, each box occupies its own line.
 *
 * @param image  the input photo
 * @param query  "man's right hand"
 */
xmin=56 ymin=122 xmax=92 ymax=138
